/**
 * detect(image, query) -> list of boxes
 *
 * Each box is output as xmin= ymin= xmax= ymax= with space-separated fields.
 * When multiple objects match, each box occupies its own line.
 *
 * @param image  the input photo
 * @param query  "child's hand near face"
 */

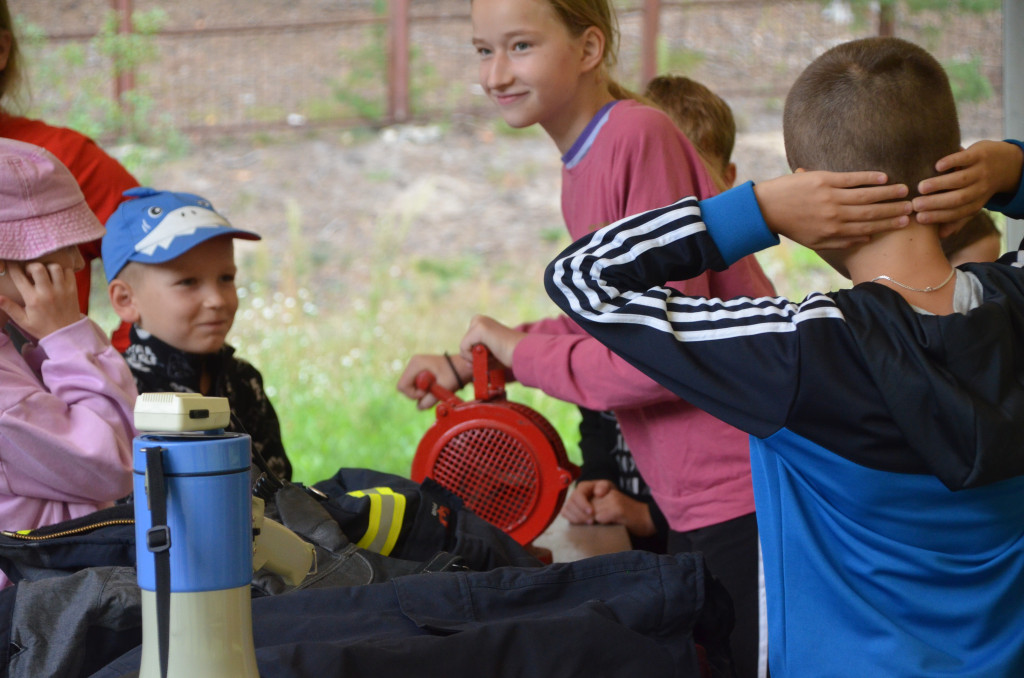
xmin=0 ymin=257 xmax=82 ymax=340
xmin=914 ymin=140 xmax=1024 ymax=226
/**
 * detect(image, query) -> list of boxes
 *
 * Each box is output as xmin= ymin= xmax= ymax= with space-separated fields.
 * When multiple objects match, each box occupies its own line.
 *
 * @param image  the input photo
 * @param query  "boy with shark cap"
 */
xmin=103 ymin=187 xmax=293 ymax=481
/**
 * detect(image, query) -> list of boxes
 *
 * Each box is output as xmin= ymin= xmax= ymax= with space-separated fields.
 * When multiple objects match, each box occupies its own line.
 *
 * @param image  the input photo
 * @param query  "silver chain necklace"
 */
xmin=870 ymin=268 xmax=955 ymax=293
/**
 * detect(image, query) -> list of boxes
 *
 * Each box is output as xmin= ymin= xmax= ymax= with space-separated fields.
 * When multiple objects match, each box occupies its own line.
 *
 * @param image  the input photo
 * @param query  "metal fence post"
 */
xmin=112 ymin=0 xmax=135 ymax=135
xmin=388 ymin=0 xmax=410 ymax=124
xmin=641 ymin=0 xmax=661 ymax=87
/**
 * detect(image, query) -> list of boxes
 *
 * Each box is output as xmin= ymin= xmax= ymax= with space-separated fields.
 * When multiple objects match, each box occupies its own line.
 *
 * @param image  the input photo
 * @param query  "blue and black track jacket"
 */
xmin=545 ymin=156 xmax=1024 ymax=677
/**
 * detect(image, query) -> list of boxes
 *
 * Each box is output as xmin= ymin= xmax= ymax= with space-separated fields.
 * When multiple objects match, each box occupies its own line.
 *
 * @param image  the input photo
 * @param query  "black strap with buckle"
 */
xmin=143 ymin=446 xmax=171 ymax=678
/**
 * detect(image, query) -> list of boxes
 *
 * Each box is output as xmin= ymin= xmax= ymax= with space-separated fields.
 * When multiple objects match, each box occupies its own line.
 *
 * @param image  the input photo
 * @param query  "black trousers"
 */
xmin=669 ymin=512 xmax=761 ymax=678
xmin=92 ymin=550 xmax=733 ymax=678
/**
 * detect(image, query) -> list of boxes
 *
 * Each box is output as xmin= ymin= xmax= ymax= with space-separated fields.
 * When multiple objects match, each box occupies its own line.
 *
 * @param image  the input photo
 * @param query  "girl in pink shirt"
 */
xmin=398 ymin=2 xmax=772 ymax=674
xmin=0 ymin=139 xmax=136 ymax=588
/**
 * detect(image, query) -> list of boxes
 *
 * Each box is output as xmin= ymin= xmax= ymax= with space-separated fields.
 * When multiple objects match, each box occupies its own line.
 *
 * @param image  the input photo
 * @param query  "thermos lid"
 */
xmin=133 ymin=433 xmax=252 ymax=475
xmin=134 ymin=392 xmax=231 ymax=433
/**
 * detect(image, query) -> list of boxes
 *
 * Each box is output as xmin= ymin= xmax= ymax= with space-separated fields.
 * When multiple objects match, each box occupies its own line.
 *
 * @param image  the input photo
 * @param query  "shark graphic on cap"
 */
xmin=102 ymin=187 xmax=260 ymax=281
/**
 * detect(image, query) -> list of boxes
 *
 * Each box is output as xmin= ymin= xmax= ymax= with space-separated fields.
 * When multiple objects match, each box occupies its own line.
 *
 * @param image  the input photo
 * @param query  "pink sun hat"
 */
xmin=0 ymin=138 xmax=104 ymax=261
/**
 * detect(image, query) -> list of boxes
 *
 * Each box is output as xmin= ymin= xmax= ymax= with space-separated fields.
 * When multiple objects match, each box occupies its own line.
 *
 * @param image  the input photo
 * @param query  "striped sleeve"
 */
xmin=545 ymin=185 xmax=839 ymax=437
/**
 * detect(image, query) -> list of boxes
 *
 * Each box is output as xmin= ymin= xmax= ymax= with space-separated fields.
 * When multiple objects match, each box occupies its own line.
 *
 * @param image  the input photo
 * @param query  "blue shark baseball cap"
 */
xmin=102 ymin=187 xmax=261 ymax=281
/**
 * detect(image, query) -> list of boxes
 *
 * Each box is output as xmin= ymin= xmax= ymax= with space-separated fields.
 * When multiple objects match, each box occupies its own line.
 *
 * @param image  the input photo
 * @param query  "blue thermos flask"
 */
xmin=133 ymin=393 xmax=260 ymax=678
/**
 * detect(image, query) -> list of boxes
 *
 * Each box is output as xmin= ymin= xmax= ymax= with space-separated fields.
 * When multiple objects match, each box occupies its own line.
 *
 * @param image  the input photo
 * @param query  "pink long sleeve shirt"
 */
xmin=0 ymin=317 xmax=137 ymax=587
xmin=513 ymin=100 xmax=775 ymax=532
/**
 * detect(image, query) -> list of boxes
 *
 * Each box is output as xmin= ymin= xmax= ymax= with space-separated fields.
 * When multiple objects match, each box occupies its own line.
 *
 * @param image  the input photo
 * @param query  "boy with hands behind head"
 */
xmin=104 ymin=188 xmax=293 ymax=481
xmin=545 ymin=36 xmax=1024 ymax=677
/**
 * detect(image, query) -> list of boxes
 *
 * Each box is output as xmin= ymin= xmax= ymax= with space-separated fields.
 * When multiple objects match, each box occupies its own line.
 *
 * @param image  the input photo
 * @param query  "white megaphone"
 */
xmin=133 ymin=393 xmax=314 ymax=678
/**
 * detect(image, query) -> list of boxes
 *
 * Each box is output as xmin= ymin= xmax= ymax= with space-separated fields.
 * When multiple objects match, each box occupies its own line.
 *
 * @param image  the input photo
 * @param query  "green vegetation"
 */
xmin=17 ymin=9 xmax=185 ymax=155
xmin=904 ymin=0 xmax=999 ymax=11
xmin=218 ymin=255 xmax=579 ymax=484
xmin=85 ymin=191 xmax=581 ymax=484
xmin=331 ymin=31 xmax=446 ymax=122
xmin=330 ymin=0 xmax=448 ymax=123
xmin=657 ymin=39 xmax=705 ymax=76
xmin=755 ymin=241 xmax=849 ymax=302
xmin=812 ymin=0 xmax=998 ymax=109
xmin=826 ymin=0 xmax=1000 ymax=27
xmin=232 ymin=299 xmax=583 ymax=483
xmin=944 ymin=57 xmax=994 ymax=105
xmin=332 ymin=30 xmax=388 ymax=121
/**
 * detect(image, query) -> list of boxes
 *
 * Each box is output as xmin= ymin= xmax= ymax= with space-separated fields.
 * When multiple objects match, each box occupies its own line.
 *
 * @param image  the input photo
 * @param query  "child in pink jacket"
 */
xmin=0 ymin=139 xmax=136 ymax=588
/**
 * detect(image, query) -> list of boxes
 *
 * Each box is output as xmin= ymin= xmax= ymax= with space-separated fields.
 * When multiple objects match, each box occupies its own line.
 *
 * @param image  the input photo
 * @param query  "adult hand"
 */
xmin=753 ymin=170 xmax=911 ymax=249
xmin=0 ymin=260 xmax=82 ymax=339
xmin=458 ymin=314 xmax=525 ymax=369
xmin=396 ymin=352 xmax=471 ymax=410
xmin=914 ymin=140 xmax=1024 ymax=227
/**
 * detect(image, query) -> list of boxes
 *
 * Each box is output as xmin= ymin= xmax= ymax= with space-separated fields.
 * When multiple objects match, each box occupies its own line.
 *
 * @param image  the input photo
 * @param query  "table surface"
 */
xmin=532 ymin=515 xmax=632 ymax=562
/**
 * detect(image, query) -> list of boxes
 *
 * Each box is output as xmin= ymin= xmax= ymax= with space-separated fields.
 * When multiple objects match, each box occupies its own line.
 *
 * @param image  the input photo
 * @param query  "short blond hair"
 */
xmin=645 ymin=75 xmax=735 ymax=175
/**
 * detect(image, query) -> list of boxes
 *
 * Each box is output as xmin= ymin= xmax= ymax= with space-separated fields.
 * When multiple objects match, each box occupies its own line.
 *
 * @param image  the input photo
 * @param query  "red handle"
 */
xmin=415 ymin=369 xmax=462 ymax=406
xmin=472 ymin=344 xmax=507 ymax=402
xmin=415 ymin=346 xmax=506 ymax=409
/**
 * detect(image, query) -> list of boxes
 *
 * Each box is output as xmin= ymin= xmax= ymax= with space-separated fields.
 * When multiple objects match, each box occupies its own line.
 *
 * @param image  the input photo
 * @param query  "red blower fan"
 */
xmin=411 ymin=345 xmax=580 ymax=546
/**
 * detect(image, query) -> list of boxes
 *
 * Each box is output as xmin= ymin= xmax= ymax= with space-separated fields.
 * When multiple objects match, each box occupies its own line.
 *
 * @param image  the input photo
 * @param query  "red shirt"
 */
xmin=0 ymin=113 xmax=139 ymax=316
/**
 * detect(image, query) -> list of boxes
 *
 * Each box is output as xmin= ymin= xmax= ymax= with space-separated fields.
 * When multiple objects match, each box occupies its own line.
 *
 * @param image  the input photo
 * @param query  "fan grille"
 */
xmin=432 ymin=425 xmax=540 ymax=530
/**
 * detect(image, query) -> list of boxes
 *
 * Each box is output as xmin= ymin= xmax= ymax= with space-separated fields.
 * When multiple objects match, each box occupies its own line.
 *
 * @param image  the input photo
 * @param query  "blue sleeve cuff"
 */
xmin=701 ymin=181 xmax=780 ymax=265
xmin=984 ymin=140 xmax=1024 ymax=219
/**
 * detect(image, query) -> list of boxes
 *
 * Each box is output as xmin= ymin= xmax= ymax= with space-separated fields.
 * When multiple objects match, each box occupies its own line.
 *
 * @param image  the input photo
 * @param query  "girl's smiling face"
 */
xmin=471 ymin=0 xmax=597 ymax=147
